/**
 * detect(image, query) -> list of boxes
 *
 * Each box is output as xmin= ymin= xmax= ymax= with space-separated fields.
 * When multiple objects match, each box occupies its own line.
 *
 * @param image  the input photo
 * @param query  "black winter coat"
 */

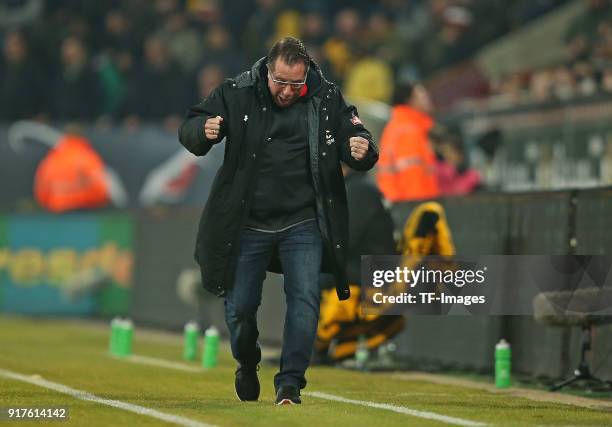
xmin=344 ymin=172 xmax=397 ymax=285
xmin=178 ymin=57 xmax=379 ymax=300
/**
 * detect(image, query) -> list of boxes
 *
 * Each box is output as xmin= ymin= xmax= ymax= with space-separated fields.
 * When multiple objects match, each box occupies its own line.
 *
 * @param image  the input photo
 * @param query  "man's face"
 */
xmin=411 ymin=84 xmax=434 ymax=114
xmin=267 ymin=58 xmax=307 ymax=108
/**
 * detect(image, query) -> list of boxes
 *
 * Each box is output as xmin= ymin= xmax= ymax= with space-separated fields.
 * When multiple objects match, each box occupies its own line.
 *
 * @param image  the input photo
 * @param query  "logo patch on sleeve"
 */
xmin=350 ymin=112 xmax=362 ymax=126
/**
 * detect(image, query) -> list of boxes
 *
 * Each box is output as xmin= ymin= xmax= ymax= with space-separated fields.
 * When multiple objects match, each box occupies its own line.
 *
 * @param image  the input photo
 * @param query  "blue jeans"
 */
xmin=224 ymin=219 xmax=322 ymax=391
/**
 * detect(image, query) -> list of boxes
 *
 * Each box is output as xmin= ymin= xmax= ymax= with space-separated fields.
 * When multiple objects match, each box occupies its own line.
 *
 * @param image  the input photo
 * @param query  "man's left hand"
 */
xmin=349 ymin=136 xmax=369 ymax=160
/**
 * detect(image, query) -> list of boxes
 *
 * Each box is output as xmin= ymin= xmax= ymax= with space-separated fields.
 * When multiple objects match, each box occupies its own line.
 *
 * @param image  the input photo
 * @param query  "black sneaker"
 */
xmin=235 ymin=365 xmax=260 ymax=401
xmin=274 ymin=385 xmax=301 ymax=405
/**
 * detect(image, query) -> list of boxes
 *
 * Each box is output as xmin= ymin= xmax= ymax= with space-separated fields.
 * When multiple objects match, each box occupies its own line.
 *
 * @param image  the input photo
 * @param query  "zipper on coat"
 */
xmin=307 ymin=96 xmax=332 ymax=247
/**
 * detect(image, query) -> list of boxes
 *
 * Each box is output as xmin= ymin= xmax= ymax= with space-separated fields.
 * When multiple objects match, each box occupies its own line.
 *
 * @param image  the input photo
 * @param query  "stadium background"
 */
xmin=1 ymin=0 xmax=612 ymax=403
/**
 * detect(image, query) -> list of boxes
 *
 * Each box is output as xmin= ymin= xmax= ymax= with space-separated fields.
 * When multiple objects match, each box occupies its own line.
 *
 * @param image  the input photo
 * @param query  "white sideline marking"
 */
xmin=121 ymin=354 xmax=203 ymax=373
xmin=0 ymin=368 xmax=216 ymax=427
xmin=304 ymin=391 xmax=488 ymax=427
xmin=110 ymin=353 xmax=488 ymax=426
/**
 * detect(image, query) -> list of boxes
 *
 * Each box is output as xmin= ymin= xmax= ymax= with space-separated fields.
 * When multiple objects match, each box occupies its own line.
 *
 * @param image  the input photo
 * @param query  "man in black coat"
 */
xmin=178 ymin=37 xmax=378 ymax=405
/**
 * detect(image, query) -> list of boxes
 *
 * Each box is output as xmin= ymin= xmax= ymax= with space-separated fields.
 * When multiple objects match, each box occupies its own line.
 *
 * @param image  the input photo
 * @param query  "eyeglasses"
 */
xmin=267 ymin=64 xmax=308 ymax=90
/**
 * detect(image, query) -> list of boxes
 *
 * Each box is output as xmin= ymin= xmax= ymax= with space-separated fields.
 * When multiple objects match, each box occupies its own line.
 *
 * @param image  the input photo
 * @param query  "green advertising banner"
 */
xmin=98 ymin=215 xmax=133 ymax=316
xmin=0 ymin=216 xmax=6 ymax=308
xmin=0 ymin=213 xmax=133 ymax=316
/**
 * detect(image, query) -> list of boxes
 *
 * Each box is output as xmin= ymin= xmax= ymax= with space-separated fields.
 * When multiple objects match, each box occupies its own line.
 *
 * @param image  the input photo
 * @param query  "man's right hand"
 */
xmin=204 ymin=116 xmax=224 ymax=140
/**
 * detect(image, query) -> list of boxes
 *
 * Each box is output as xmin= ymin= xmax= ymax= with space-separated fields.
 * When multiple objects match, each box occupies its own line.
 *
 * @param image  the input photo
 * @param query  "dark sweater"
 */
xmin=246 ymin=97 xmax=316 ymax=231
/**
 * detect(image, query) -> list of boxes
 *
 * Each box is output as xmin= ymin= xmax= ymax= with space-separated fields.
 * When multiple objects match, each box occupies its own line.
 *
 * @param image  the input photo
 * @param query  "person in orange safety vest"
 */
xmin=376 ymin=82 xmax=440 ymax=202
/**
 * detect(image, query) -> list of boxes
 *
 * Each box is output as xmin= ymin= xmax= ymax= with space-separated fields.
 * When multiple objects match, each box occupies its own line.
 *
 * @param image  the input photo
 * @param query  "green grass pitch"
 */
xmin=0 ymin=316 xmax=611 ymax=426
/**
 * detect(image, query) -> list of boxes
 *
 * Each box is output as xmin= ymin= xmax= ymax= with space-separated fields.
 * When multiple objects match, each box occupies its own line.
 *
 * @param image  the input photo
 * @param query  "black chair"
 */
xmin=533 ymin=287 xmax=612 ymax=392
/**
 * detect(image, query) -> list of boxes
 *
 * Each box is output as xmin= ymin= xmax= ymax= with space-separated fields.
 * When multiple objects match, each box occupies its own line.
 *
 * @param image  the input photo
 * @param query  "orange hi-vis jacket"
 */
xmin=376 ymin=105 xmax=440 ymax=202
xmin=35 ymin=135 xmax=110 ymax=212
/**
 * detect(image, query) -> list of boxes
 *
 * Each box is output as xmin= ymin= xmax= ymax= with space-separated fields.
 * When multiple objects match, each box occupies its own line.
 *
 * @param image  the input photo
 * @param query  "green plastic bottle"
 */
xmin=202 ymin=326 xmax=219 ymax=369
xmin=355 ymin=334 xmax=369 ymax=371
xmin=183 ymin=321 xmax=199 ymax=361
xmin=495 ymin=339 xmax=511 ymax=388
xmin=116 ymin=319 xmax=134 ymax=357
xmin=124 ymin=319 xmax=134 ymax=356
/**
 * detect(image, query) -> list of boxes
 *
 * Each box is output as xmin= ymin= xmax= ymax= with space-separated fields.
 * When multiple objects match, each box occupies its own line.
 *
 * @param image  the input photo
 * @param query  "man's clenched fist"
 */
xmin=349 ymin=136 xmax=369 ymax=160
xmin=204 ymin=116 xmax=224 ymax=140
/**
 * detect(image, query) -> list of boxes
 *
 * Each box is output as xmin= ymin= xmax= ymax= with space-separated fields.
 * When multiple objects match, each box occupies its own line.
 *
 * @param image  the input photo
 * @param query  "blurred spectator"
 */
xmin=273 ymin=8 xmax=302 ymax=41
xmin=364 ymin=11 xmax=400 ymax=69
xmin=362 ymin=12 xmax=395 ymax=54
xmin=153 ymin=0 xmax=182 ymax=22
xmin=343 ymin=46 xmax=394 ymax=103
xmin=96 ymin=9 xmax=138 ymax=117
xmin=564 ymin=0 xmax=612 ymax=62
xmin=388 ymin=0 xmax=430 ymax=47
xmin=323 ymin=8 xmax=360 ymax=83
xmin=342 ymin=164 xmax=397 ymax=287
xmin=242 ymin=0 xmax=282 ymax=62
xmin=430 ymin=126 xmax=481 ymax=196
xmin=118 ymin=0 xmax=159 ymax=45
xmin=200 ymin=25 xmax=244 ymax=76
xmin=47 ymin=6 xmax=97 ymax=48
xmin=95 ymin=53 xmax=127 ymax=119
xmin=0 ymin=30 xmax=45 ymax=120
xmin=377 ymin=82 xmax=440 ymax=202
xmin=313 ymin=163 xmax=402 ymax=365
xmin=486 ymin=0 xmax=612 ymax=107
xmin=195 ymin=63 xmax=225 ymax=102
xmin=472 ymin=127 xmax=503 ymax=189
xmin=299 ymin=10 xmax=333 ymax=78
xmin=101 ymin=9 xmax=140 ymax=59
xmin=186 ymin=0 xmax=223 ymax=23
xmin=158 ymin=11 xmax=205 ymax=73
xmin=592 ymin=20 xmax=612 ymax=62
xmin=418 ymin=5 xmax=475 ymax=75
xmin=123 ymin=35 xmax=185 ymax=123
xmin=528 ymin=68 xmax=554 ymax=102
xmin=215 ymin=0 xmax=254 ymax=41
xmin=494 ymin=59 xmax=607 ymax=107
xmin=301 ymin=11 xmax=328 ymax=46
xmin=393 ymin=0 xmax=449 ymax=78
xmin=185 ymin=0 xmax=223 ymax=24
xmin=51 ymin=36 xmax=102 ymax=121
xmin=572 ymin=61 xmax=598 ymax=97
xmin=490 ymin=71 xmax=528 ymax=106
xmin=552 ymin=65 xmax=576 ymax=100
xmin=602 ymin=66 xmax=612 ymax=91
xmin=1 ymin=0 xmax=601 ymax=125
